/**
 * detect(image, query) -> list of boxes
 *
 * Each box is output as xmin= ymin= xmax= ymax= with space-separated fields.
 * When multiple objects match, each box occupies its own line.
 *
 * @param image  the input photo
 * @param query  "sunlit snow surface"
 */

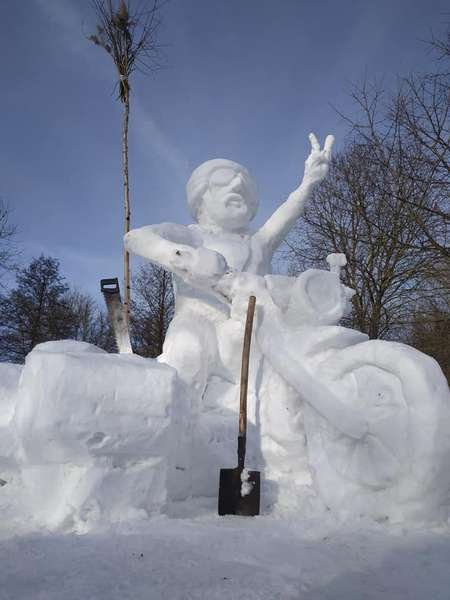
xmin=1 ymin=507 xmax=450 ymax=600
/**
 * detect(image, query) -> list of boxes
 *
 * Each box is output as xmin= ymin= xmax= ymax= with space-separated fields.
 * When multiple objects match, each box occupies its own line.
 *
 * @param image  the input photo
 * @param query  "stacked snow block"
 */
xmin=14 ymin=341 xmax=178 ymax=532
xmin=0 ymin=363 xmax=22 ymax=477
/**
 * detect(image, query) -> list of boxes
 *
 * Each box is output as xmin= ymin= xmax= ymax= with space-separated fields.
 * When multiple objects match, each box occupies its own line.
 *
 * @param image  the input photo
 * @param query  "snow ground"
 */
xmin=1 ymin=501 xmax=450 ymax=600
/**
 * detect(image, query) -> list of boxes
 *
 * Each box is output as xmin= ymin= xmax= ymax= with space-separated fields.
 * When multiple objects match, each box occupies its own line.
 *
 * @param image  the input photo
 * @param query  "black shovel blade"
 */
xmin=218 ymin=468 xmax=260 ymax=516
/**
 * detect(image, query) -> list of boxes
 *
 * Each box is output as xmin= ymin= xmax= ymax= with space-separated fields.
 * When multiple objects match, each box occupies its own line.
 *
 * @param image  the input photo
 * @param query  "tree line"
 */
xmin=0 ymin=253 xmax=174 ymax=364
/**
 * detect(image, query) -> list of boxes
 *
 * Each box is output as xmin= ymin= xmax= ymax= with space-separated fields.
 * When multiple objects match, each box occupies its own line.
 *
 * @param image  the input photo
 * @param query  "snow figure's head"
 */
xmin=186 ymin=159 xmax=258 ymax=232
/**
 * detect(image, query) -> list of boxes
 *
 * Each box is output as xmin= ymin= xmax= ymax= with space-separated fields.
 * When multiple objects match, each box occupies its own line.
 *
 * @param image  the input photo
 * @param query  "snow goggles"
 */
xmin=209 ymin=167 xmax=248 ymax=188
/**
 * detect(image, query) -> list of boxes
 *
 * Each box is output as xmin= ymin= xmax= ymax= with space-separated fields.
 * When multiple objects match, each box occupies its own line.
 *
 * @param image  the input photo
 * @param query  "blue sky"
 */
xmin=1 ymin=0 xmax=448 ymax=299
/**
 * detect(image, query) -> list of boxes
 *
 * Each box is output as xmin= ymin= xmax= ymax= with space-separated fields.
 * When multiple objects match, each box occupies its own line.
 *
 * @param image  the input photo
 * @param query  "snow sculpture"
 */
xmin=2 ymin=340 xmax=180 ymax=532
xmin=126 ymin=133 xmax=450 ymax=522
xmin=2 ymin=134 xmax=447 ymax=531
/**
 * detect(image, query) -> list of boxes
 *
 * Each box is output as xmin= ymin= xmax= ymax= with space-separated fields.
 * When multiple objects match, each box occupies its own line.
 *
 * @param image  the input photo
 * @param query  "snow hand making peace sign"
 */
xmin=303 ymin=133 xmax=335 ymax=188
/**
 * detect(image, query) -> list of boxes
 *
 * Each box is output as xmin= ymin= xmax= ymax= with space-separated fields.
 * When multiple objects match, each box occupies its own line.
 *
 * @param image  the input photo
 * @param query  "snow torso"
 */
xmin=195 ymin=227 xmax=251 ymax=272
xmin=173 ymin=224 xmax=270 ymax=318
xmin=188 ymin=223 xmax=269 ymax=274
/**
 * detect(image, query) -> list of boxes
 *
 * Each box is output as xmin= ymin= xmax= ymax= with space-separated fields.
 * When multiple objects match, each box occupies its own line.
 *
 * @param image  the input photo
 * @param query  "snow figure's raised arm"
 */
xmin=254 ymin=134 xmax=334 ymax=255
xmin=124 ymin=223 xmax=227 ymax=285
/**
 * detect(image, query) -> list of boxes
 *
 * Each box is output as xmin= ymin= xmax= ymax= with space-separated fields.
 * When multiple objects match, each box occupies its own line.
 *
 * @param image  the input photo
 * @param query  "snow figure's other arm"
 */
xmin=254 ymin=133 xmax=334 ymax=256
xmin=124 ymin=223 xmax=227 ymax=286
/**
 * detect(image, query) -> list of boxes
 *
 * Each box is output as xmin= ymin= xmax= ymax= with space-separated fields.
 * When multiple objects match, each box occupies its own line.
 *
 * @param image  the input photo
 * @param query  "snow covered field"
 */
xmin=1 ymin=505 xmax=450 ymax=600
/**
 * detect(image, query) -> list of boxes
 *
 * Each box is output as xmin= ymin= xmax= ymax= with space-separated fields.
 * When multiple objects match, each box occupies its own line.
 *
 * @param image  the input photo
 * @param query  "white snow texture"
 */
xmin=1 ymin=139 xmax=450 ymax=533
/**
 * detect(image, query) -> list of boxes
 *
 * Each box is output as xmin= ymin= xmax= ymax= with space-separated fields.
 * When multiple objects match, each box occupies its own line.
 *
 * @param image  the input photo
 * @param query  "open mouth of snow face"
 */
xmin=225 ymin=193 xmax=245 ymax=208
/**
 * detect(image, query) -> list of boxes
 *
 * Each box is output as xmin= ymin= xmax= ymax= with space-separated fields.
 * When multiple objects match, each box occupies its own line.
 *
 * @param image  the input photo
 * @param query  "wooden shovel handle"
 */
xmin=239 ymin=296 xmax=256 ymax=438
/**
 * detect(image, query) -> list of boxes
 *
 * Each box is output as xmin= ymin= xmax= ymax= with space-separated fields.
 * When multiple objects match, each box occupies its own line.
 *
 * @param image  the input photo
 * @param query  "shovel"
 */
xmin=218 ymin=295 xmax=260 ymax=516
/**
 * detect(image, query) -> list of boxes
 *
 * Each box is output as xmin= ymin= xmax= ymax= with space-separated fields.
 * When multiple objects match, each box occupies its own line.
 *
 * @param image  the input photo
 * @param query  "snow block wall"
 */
xmin=11 ymin=341 xmax=178 ymax=532
xmin=0 ymin=363 xmax=22 ymax=476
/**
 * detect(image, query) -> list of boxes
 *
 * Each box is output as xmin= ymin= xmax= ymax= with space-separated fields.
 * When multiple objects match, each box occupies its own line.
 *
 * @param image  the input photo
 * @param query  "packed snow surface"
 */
xmin=1 ymin=509 xmax=450 ymax=600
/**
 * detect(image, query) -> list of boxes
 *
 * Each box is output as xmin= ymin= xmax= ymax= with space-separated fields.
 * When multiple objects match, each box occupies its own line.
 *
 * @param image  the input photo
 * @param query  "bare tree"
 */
xmin=0 ymin=256 xmax=77 ymax=362
xmin=0 ymin=200 xmax=17 ymax=284
xmin=286 ymin=143 xmax=439 ymax=340
xmin=131 ymin=262 xmax=174 ymax=357
xmin=0 ymin=256 xmax=118 ymax=362
xmin=393 ymin=74 xmax=449 ymax=256
xmin=341 ymin=45 xmax=449 ymax=260
xmin=284 ymin=28 xmax=449 ymax=372
xmin=429 ymin=27 xmax=450 ymax=62
xmin=407 ymin=261 xmax=450 ymax=380
xmin=321 ymin=33 xmax=450 ymax=370
xmin=89 ymin=0 xmax=164 ymax=323
xmin=66 ymin=288 xmax=116 ymax=351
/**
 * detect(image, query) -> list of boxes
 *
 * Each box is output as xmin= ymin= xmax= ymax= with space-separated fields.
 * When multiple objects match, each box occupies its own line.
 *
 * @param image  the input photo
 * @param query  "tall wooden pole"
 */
xmin=122 ymin=83 xmax=131 ymax=323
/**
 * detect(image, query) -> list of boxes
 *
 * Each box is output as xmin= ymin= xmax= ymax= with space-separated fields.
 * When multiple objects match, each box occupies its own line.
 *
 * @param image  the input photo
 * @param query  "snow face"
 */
xmin=1 ymin=134 xmax=449 ymax=533
xmin=186 ymin=158 xmax=259 ymax=230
